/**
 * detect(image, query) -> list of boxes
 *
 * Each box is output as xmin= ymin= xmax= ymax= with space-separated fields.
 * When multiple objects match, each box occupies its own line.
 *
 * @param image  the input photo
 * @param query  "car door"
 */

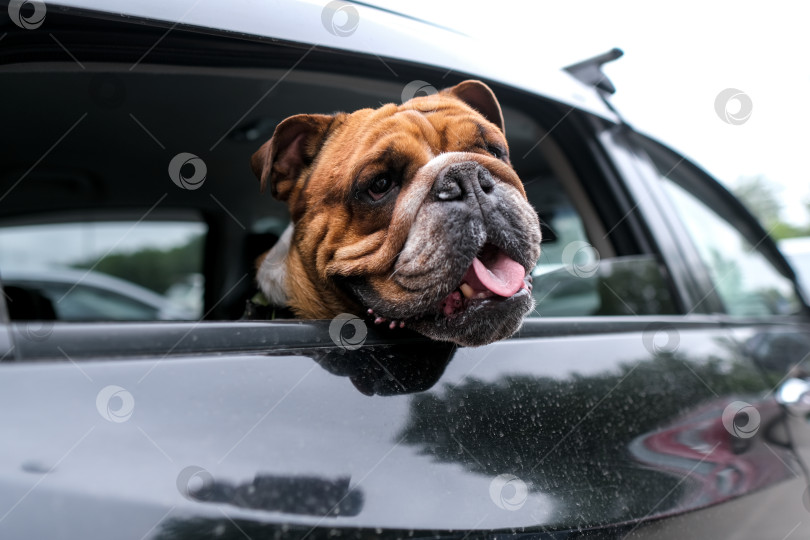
xmin=3 ymin=291 xmax=805 ymax=539
xmin=3 ymin=118 xmax=807 ymax=540
xmin=618 ymin=130 xmax=810 ymax=538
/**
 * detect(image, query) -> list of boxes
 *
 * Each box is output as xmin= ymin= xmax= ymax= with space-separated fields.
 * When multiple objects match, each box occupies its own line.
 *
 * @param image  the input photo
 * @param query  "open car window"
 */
xmin=522 ymin=132 xmax=677 ymax=317
xmin=1 ymin=21 xmax=678 ymax=326
xmin=0 ymin=220 xmax=206 ymax=321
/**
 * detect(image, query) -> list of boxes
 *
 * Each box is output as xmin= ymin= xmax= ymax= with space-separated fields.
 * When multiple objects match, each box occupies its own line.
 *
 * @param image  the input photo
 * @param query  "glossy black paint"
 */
xmin=2 ymin=319 xmax=809 ymax=538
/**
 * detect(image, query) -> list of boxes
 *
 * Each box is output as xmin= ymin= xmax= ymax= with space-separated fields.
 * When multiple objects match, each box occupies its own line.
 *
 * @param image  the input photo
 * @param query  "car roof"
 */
xmin=44 ymin=0 xmax=619 ymax=122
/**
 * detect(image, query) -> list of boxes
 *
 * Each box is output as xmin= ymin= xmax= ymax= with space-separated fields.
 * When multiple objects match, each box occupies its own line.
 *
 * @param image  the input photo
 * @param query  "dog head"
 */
xmin=251 ymin=80 xmax=541 ymax=346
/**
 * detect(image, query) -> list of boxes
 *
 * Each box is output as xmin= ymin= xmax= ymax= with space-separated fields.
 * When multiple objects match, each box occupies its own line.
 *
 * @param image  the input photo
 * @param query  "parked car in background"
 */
xmin=1 ymin=1 xmax=809 ymax=539
xmin=3 ymin=268 xmax=198 ymax=321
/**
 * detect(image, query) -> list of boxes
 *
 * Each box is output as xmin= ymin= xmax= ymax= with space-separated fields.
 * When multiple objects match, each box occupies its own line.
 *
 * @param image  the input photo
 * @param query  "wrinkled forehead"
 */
xmin=336 ymin=96 xmax=502 ymax=157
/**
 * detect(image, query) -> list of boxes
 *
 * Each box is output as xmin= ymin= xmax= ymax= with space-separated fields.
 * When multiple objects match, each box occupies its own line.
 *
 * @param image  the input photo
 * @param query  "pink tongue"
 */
xmin=463 ymin=251 xmax=526 ymax=297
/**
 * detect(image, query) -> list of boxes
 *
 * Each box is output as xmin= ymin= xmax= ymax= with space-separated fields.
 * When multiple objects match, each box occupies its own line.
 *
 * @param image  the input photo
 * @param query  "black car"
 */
xmin=2 ymin=1 xmax=810 ymax=539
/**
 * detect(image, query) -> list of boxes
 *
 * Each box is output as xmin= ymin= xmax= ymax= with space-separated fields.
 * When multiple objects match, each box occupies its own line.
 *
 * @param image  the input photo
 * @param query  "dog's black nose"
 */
xmin=432 ymin=161 xmax=495 ymax=202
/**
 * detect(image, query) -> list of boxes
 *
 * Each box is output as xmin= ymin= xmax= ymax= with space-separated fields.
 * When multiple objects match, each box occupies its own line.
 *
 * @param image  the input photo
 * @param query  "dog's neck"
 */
xmin=256 ymin=223 xmax=361 ymax=319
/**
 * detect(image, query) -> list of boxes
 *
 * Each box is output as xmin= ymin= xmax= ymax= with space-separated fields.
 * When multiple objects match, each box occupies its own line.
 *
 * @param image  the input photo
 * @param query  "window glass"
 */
xmin=779 ymin=238 xmax=810 ymax=298
xmin=524 ymin=175 xmax=676 ymax=317
xmin=654 ymin=162 xmax=800 ymax=317
xmin=0 ymin=221 xmax=205 ymax=321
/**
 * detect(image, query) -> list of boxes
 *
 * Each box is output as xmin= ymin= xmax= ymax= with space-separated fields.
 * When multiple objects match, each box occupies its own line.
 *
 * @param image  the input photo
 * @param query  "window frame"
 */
xmin=630 ymin=132 xmax=810 ymax=319
xmin=488 ymin=97 xmax=686 ymax=318
xmin=594 ymin=124 xmax=713 ymax=315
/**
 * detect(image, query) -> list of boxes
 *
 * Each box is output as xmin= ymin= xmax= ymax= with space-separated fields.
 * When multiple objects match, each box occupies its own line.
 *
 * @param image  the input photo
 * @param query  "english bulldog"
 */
xmin=250 ymin=80 xmax=542 ymax=347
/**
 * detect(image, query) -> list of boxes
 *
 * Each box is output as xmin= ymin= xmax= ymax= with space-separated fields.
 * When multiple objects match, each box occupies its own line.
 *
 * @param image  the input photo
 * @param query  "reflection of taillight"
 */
xmin=629 ymin=398 xmax=792 ymax=500
xmin=777 ymin=377 xmax=810 ymax=416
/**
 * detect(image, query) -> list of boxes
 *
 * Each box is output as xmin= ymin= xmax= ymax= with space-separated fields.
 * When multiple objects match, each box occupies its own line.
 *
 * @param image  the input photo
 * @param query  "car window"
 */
xmin=519 ymin=127 xmax=676 ymax=317
xmin=780 ymin=238 xmax=810 ymax=297
xmin=0 ymin=220 xmax=205 ymax=321
xmin=526 ymin=181 xmax=676 ymax=316
xmin=1 ymin=32 xmax=677 ymax=325
xmin=643 ymin=145 xmax=801 ymax=317
xmin=26 ymin=281 xmax=160 ymax=321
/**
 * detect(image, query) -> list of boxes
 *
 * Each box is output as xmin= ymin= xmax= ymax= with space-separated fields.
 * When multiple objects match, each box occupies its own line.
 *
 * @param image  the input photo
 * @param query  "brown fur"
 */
xmin=252 ymin=81 xmax=541 ymax=345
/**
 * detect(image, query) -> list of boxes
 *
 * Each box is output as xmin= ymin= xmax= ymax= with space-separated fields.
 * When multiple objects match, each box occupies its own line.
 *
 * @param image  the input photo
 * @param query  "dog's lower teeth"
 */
xmin=460 ymin=283 xmax=475 ymax=298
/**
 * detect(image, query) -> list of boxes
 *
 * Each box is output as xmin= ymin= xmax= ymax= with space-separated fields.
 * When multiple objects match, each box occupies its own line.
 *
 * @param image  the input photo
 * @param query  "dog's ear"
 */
xmin=251 ymin=114 xmax=335 ymax=201
xmin=444 ymin=80 xmax=505 ymax=134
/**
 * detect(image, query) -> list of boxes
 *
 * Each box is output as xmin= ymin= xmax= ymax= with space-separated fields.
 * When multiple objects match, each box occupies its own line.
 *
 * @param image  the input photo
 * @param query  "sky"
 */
xmin=372 ymin=0 xmax=810 ymax=225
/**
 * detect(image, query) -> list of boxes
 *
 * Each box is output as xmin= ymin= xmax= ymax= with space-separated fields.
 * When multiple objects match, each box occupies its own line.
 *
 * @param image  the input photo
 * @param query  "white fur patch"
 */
xmin=256 ymin=223 xmax=293 ymax=306
xmin=398 ymin=152 xmax=476 ymax=217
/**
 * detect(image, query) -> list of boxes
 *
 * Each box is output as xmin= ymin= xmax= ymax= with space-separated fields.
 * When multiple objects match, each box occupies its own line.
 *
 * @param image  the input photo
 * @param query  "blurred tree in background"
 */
xmin=72 ymin=234 xmax=204 ymax=294
xmin=732 ymin=175 xmax=810 ymax=240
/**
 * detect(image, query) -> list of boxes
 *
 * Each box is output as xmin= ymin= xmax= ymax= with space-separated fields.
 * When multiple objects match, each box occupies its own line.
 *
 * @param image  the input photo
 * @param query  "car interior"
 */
xmin=1 ymin=22 xmax=680 ymax=324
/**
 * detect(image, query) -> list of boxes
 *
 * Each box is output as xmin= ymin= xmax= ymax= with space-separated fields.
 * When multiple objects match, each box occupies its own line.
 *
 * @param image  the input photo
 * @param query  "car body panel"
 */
xmin=1 ymin=318 xmax=806 ymax=537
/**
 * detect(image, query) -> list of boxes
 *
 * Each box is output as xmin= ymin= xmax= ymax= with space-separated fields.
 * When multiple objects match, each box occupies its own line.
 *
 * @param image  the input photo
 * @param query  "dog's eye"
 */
xmin=368 ymin=175 xmax=394 ymax=201
xmin=486 ymin=144 xmax=505 ymax=160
